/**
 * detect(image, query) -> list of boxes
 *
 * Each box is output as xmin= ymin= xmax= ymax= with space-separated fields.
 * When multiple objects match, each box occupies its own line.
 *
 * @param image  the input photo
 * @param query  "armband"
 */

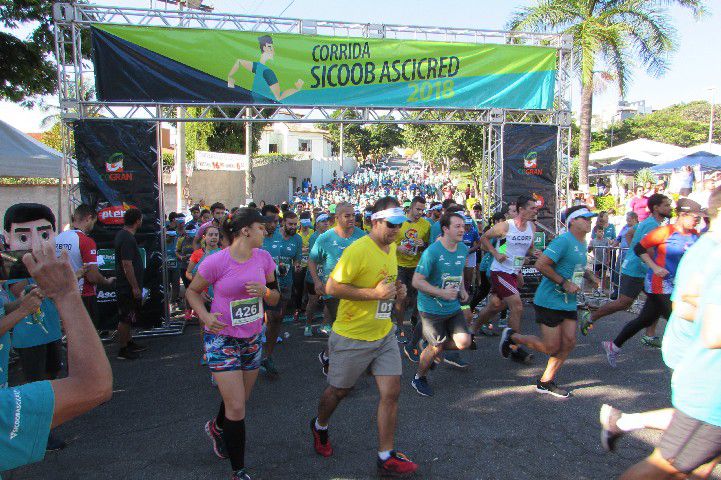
xmin=266 ymin=280 xmax=279 ymax=291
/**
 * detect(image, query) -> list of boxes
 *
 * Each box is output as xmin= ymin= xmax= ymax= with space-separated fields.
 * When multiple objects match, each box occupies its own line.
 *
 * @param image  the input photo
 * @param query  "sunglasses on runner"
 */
xmin=384 ymin=221 xmax=403 ymax=229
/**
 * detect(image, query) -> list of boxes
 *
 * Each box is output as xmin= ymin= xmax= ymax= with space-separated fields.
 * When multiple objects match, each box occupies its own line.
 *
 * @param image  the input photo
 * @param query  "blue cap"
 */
xmin=300 ymin=219 xmax=312 ymax=227
xmin=316 ymin=214 xmax=330 ymax=223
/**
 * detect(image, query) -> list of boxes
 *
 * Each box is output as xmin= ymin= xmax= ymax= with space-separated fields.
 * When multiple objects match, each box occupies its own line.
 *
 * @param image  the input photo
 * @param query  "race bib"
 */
xmin=167 ymin=258 xmax=178 ymax=269
xmin=513 ymin=256 xmax=526 ymax=272
xmin=229 ymin=298 xmax=263 ymax=326
xmin=441 ymin=275 xmax=462 ymax=292
xmin=571 ymin=265 xmax=585 ymax=288
xmin=375 ymin=299 xmax=395 ymax=320
xmin=301 ymin=253 xmax=309 ymax=267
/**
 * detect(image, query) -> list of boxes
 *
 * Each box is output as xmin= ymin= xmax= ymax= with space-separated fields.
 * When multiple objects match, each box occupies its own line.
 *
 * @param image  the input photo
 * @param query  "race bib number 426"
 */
xmin=375 ymin=299 xmax=394 ymax=320
xmin=229 ymin=298 xmax=263 ymax=326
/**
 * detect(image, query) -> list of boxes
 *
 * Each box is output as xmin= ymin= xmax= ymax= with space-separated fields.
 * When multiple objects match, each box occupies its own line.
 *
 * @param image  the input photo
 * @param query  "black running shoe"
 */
xmin=117 ymin=347 xmax=139 ymax=360
xmin=127 ymin=340 xmax=148 ymax=352
xmin=510 ymin=347 xmax=533 ymax=364
xmin=46 ymin=432 xmax=67 ymax=451
xmin=318 ymin=351 xmax=329 ymax=376
xmin=499 ymin=327 xmax=515 ymax=359
xmin=205 ymin=420 xmax=228 ymax=459
xmin=535 ymin=379 xmax=570 ymax=398
xmin=600 ymin=404 xmax=624 ymax=452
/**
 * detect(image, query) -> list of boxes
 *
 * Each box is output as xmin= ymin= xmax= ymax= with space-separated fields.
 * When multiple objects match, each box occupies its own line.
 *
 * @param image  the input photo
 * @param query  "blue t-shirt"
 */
xmin=671 ymin=266 xmax=721 ymax=427
xmin=462 ymin=229 xmax=480 ymax=249
xmin=415 ymin=241 xmax=469 ymax=315
xmin=621 ymin=216 xmax=661 ymax=278
xmin=165 ymin=238 xmax=178 ymax=269
xmin=533 ymin=232 xmax=588 ymax=312
xmin=0 ymin=291 xmax=9 ymax=388
xmin=251 ymin=62 xmax=279 ymax=102
xmin=429 ymin=221 xmax=442 ymax=243
xmin=309 ymin=227 xmax=366 ymax=296
xmin=262 ymin=230 xmax=303 ymax=289
xmin=603 ymin=224 xmax=616 ymax=240
xmin=0 ymin=381 xmax=54 ymax=471
xmin=662 ymin=235 xmax=721 ymax=370
xmin=4 ymin=280 xmax=62 ymax=349
xmin=304 ymin=230 xmax=321 ymax=284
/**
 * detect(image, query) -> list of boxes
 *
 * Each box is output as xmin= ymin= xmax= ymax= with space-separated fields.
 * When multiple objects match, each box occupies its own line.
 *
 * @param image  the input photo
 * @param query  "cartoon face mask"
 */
xmin=7 ymin=218 xmax=55 ymax=251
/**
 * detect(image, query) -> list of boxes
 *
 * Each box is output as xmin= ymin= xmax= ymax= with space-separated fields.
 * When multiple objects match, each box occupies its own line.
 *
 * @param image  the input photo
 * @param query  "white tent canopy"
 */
xmin=0 ymin=119 xmax=62 ymax=178
xmin=589 ymin=138 xmax=685 ymax=165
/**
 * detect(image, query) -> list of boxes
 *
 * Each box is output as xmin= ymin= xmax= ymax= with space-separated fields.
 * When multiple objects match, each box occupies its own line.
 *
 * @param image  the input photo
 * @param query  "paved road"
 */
xmin=6 ymin=307 xmax=720 ymax=480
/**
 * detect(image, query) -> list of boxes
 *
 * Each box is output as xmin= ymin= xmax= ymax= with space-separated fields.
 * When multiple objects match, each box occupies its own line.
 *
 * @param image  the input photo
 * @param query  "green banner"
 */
xmin=94 ymin=24 xmax=557 ymax=109
xmin=97 ymin=248 xmax=146 ymax=272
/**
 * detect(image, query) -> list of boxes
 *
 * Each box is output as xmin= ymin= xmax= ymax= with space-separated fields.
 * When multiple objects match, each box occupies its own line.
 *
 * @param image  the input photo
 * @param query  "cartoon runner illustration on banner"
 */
xmin=227 ymin=35 xmax=304 ymax=102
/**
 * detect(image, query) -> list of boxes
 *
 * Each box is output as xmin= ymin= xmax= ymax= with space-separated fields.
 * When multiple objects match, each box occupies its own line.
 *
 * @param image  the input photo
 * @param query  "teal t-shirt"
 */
xmin=671 ymin=266 xmax=721 ymax=427
xmin=4 ymin=280 xmax=62 ymax=349
xmin=533 ymin=232 xmax=587 ymax=312
xmin=251 ymin=62 xmax=279 ymax=102
xmin=309 ymin=227 xmax=366 ymax=297
xmin=0 ymin=381 xmax=54 ymax=471
xmin=662 ymin=235 xmax=721 ymax=370
xmin=429 ymin=221 xmax=442 ymax=243
xmin=621 ymin=216 xmax=661 ymax=278
xmin=262 ymin=230 xmax=303 ymax=289
xmin=0 ymin=292 xmax=9 ymax=388
xmin=415 ymin=241 xmax=469 ymax=315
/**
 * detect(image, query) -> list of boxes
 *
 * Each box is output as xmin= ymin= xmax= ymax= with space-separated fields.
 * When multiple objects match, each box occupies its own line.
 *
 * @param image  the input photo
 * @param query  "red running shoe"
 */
xmin=310 ymin=417 xmax=333 ymax=457
xmin=377 ymin=451 xmax=418 ymax=477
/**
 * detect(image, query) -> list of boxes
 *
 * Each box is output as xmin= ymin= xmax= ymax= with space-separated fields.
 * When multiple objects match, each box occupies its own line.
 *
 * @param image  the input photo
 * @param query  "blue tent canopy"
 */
xmin=590 ymin=158 xmax=655 ymax=176
xmin=651 ymin=151 xmax=721 ymax=174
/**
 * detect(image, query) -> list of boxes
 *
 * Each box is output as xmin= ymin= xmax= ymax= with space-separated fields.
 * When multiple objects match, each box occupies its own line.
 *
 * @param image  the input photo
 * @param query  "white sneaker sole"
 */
xmin=535 ymin=386 xmax=570 ymax=398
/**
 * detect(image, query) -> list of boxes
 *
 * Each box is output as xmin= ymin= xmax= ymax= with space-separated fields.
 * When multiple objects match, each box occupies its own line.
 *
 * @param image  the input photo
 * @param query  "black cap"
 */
xmin=225 ymin=207 xmax=274 ymax=234
xmin=677 ymin=198 xmax=704 ymax=215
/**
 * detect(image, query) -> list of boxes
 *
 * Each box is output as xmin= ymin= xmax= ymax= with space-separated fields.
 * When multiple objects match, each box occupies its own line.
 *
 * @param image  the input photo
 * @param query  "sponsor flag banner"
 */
xmin=91 ymin=24 xmax=556 ymax=109
xmin=74 ymin=120 xmax=160 ymax=247
xmin=502 ymin=124 xmax=558 ymax=233
xmin=194 ymin=150 xmax=248 ymax=171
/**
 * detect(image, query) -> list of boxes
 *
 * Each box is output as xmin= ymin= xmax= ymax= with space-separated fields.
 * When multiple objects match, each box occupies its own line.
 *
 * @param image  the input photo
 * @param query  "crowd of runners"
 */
xmin=1 ymin=159 xmax=721 ymax=480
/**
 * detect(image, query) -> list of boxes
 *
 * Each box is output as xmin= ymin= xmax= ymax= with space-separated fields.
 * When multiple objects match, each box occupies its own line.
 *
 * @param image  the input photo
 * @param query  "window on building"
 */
xmin=298 ymin=139 xmax=312 ymax=152
xmin=269 ymin=143 xmax=279 ymax=153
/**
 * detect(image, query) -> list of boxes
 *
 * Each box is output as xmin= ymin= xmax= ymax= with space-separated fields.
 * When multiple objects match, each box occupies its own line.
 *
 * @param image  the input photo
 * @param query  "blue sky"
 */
xmin=0 ymin=0 xmax=717 ymax=132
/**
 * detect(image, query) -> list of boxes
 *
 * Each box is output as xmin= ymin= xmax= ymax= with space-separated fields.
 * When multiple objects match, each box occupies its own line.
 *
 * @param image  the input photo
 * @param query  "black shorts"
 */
xmin=658 ymin=409 xmax=721 ymax=474
xmin=618 ymin=274 xmax=644 ymax=299
xmin=533 ymin=304 xmax=577 ymax=328
xmin=82 ymin=295 xmax=99 ymax=329
xmin=264 ymin=284 xmax=292 ymax=313
xmin=419 ymin=310 xmax=468 ymax=346
xmin=397 ymin=266 xmax=418 ymax=298
xmin=117 ymin=290 xmax=141 ymax=325
xmin=305 ymin=281 xmax=316 ymax=296
xmin=16 ymin=340 xmax=63 ymax=381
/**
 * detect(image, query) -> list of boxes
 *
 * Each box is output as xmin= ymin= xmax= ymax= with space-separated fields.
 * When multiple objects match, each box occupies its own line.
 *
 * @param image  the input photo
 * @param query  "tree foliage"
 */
xmin=590 ymin=101 xmax=720 ymax=151
xmin=317 ymin=111 xmax=402 ymax=160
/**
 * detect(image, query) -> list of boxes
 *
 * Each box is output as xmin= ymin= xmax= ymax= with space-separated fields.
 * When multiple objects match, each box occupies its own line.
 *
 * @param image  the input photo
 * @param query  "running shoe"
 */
xmin=469 ymin=334 xmax=478 ymax=350
xmin=127 ymin=340 xmax=148 ymax=352
xmin=599 ymin=404 xmax=624 ymax=452
xmin=510 ymin=347 xmax=533 ymax=364
xmin=403 ymin=344 xmax=420 ymax=363
xmin=499 ymin=327 xmax=515 ymax=359
xmin=480 ymin=323 xmax=499 ymax=336
xmin=205 ymin=420 xmax=228 ymax=459
xmin=377 ymin=451 xmax=418 ymax=477
xmin=535 ymin=379 xmax=570 ymax=398
xmin=116 ymin=347 xmax=139 ymax=360
xmin=579 ymin=310 xmax=594 ymax=336
xmin=640 ymin=335 xmax=662 ymax=349
xmin=46 ymin=433 xmax=67 ymax=451
xmin=320 ymin=324 xmax=332 ymax=335
xmin=396 ymin=330 xmax=408 ymax=344
xmin=232 ymin=469 xmax=251 ymax=480
xmin=261 ymin=356 xmax=279 ymax=376
xmin=304 ymin=325 xmax=313 ymax=337
xmin=411 ymin=376 xmax=433 ymax=397
xmin=318 ymin=350 xmax=329 ymax=376
xmin=200 ymin=354 xmax=208 ymax=366
xmin=443 ymin=352 xmax=469 ymax=369
xmin=310 ymin=417 xmax=333 ymax=457
xmin=602 ymin=341 xmax=619 ymax=368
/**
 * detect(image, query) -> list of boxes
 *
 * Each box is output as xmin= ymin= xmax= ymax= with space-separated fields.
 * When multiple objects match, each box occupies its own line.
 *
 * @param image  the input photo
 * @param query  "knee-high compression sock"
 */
xmin=216 ymin=401 xmax=225 ymax=430
xmin=223 ymin=418 xmax=246 ymax=471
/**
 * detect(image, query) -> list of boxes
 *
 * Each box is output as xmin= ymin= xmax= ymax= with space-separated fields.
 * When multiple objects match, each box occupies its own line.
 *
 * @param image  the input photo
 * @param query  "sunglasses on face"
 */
xmin=384 ymin=221 xmax=402 ymax=229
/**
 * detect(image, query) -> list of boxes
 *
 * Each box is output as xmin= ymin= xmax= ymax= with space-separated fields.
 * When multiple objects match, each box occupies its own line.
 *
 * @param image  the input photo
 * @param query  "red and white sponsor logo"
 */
xmin=97 ymin=204 xmax=136 ymax=225
xmin=532 ymin=193 xmax=545 ymax=208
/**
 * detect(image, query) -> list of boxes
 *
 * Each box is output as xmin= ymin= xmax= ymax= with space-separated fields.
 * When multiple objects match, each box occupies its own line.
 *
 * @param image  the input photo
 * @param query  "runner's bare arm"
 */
xmin=534 ymin=254 xmax=578 ymax=294
xmin=326 ymin=277 xmax=395 ymax=301
xmin=185 ymin=272 xmax=224 ymax=333
xmin=0 ymin=289 xmax=42 ymax=336
xmin=479 ymin=222 xmax=508 ymax=257
xmin=700 ymin=302 xmax=721 ymax=349
xmin=84 ymin=264 xmax=114 ymax=287
xmin=411 ymin=272 xmax=451 ymax=300
xmin=270 ymin=80 xmax=304 ymax=101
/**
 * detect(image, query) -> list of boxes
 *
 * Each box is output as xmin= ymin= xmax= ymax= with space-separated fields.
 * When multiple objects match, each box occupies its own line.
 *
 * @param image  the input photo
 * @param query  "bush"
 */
xmin=594 ymin=194 xmax=617 ymax=213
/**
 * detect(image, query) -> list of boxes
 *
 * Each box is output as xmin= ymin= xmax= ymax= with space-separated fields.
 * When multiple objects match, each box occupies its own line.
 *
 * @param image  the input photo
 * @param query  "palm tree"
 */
xmin=508 ymin=0 xmax=705 ymax=192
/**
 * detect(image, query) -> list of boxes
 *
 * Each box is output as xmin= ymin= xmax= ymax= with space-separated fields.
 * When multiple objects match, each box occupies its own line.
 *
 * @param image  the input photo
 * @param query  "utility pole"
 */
xmin=245 ymin=107 xmax=253 ymax=204
xmin=175 ymin=107 xmax=186 ymax=212
xmin=339 ymin=122 xmax=344 ymax=175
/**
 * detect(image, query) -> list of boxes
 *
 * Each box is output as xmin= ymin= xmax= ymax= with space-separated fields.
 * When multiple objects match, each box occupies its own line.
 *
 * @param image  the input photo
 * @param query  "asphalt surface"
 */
xmin=5 ymin=305 xmax=721 ymax=480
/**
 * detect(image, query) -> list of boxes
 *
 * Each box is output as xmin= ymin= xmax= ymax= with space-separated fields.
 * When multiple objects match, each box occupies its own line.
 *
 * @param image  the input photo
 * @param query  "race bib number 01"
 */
xmin=229 ymin=298 xmax=263 ymax=326
xmin=376 ymin=299 xmax=395 ymax=320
